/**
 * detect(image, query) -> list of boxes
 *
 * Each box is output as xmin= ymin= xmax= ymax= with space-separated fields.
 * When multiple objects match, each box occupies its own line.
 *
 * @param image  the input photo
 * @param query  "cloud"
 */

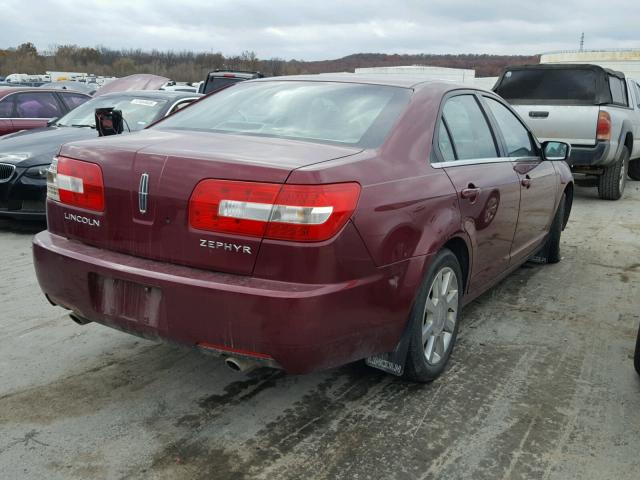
xmin=0 ymin=0 xmax=638 ymax=60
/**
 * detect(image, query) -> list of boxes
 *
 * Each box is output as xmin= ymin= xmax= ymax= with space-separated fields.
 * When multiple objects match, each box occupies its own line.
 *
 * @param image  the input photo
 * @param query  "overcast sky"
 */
xmin=1 ymin=0 xmax=638 ymax=60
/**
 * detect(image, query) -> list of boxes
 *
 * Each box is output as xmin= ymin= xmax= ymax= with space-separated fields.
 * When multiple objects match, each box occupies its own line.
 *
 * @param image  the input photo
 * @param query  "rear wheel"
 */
xmin=629 ymin=158 xmax=640 ymax=181
xmin=598 ymin=147 xmax=628 ymax=200
xmin=404 ymin=249 xmax=462 ymax=383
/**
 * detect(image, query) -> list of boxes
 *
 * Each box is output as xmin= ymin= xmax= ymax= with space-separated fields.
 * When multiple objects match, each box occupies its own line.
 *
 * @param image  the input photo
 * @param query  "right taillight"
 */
xmin=189 ymin=179 xmax=361 ymax=242
xmin=47 ymin=156 xmax=105 ymax=212
xmin=597 ymin=111 xmax=611 ymax=141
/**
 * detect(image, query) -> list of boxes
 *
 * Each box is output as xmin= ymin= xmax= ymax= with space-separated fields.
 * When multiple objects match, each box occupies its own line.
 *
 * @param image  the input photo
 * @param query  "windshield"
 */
xmin=157 ymin=81 xmax=411 ymax=148
xmin=57 ymin=96 xmax=168 ymax=130
xmin=495 ymin=69 xmax=599 ymax=104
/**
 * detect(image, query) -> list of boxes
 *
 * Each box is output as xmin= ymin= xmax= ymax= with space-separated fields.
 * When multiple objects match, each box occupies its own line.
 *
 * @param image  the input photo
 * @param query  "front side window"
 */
xmin=156 ymin=81 xmax=412 ymax=148
xmin=485 ymin=98 xmax=535 ymax=157
xmin=633 ymin=82 xmax=640 ymax=108
xmin=60 ymin=93 xmax=90 ymax=110
xmin=0 ymin=97 xmax=14 ymax=118
xmin=15 ymin=92 xmax=63 ymax=118
xmin=442 ymin=95 xmax=497 ymax=160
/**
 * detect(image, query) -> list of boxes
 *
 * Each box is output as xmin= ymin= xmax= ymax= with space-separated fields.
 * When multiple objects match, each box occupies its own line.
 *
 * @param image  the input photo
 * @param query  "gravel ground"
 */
xmin=1 ymin=182 xmax=639 ymax=480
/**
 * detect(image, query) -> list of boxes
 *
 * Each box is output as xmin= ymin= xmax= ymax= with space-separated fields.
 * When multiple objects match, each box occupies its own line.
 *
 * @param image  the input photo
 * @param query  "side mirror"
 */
xmin=95 ymin=107 xmax=124 ymax=136
xmin=542 ymin=141 xmax=571 ymax=161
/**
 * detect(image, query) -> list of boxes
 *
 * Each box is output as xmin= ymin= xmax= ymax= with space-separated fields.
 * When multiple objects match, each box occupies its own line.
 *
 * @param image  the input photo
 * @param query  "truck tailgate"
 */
xmin=512 ymin=105 xmax=599 ymax=146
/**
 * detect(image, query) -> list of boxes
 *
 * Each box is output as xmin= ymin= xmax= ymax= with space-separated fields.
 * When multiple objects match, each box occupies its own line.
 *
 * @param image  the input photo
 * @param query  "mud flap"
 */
xmin=365 ymin=322 xmax=412 ymax=376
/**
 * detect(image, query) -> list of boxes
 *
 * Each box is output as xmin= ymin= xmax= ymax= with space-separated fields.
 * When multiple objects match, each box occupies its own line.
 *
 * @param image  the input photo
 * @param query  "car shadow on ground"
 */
xmin=0 ymin=218 xmax=46 ymax=235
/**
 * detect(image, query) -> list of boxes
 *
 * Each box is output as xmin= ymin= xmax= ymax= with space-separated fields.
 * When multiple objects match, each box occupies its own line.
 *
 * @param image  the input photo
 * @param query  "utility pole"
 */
xmin=580 ymin=32 xmax=585 ymax=52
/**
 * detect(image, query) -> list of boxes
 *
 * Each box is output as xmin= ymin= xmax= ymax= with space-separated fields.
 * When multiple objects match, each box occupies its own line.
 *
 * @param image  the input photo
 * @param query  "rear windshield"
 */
xmin=495 ymin=69 xmax=599 ymax=104
xmin=156 ymin=81 xmax=411 ymax=148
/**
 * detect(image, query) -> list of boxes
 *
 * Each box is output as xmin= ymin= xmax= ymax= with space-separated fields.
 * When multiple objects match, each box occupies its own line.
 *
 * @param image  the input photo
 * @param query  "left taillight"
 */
xmin=47 ymin=156 xmax=105 ymax=212
xmin=189 ymin=180 xmax=361 ymax=242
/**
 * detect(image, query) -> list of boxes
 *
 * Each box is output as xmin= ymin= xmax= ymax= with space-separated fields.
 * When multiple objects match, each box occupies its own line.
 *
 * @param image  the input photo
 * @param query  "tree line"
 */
xmin=0 ymin=43 xmax=539 ymax=82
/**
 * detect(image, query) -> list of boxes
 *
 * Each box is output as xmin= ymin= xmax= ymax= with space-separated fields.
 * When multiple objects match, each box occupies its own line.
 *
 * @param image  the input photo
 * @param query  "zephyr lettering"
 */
xmin=199 ymin=239 xmax=252 ymax=254
xmin=64 ymin=212 xmax=100 ymax=227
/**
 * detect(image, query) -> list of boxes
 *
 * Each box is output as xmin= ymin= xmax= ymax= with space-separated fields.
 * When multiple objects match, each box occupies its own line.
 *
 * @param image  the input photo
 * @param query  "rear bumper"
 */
xmin=33 ymin=231 xmax=423 ymax=374
xmin=567 ymin=141 xmax=611 ymax=168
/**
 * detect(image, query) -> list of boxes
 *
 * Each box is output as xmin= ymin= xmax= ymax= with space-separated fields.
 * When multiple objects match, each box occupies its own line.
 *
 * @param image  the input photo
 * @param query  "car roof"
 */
xmin=98 ymin=90 xmax=202 ymax=100
xmin=0 ymin=87 xmax=91 ymax=98
xmin=251 ymin=73 xmax=478 ymax=92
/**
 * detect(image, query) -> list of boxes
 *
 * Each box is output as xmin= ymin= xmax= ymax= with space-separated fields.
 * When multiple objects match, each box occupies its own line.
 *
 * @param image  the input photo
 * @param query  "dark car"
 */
xmin=199 ymin=70 xmax=263 ymax=94
xmin=0 ymin=87 xmax=91 ymax=137
xmin=0 ymin=90 xmax=200 ymax=220
xmin=33 ymin=75 xmax=573 ymax=382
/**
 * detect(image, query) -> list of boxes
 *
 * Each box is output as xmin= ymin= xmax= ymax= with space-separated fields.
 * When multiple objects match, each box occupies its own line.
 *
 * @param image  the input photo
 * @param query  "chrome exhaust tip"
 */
xmin=69 ymin=312 xmax=92 ymax=326
xmin=224 ymin=356 xmax=257 ymax=373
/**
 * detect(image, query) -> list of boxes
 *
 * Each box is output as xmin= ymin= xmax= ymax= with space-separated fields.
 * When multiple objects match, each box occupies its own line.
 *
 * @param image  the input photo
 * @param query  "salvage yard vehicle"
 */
xmin=199 ymin=70 xmax=263 ymax=94
xmin=33 ymin=75 xmax=573 ymax=382
xmin=0 ymin=87 xmax=91 ymax=137
xmin=0 ymin=90 xmax=200 ymax=220
xmin=494 ymin=64 xmax=640 ymax=200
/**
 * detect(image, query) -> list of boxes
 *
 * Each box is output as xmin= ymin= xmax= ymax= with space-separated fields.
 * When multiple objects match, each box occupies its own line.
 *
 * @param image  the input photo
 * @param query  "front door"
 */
xmin=482 ymin=96 xmax=558 ymax=263
xmin=435 ymin=94 xmax=521 ymax=294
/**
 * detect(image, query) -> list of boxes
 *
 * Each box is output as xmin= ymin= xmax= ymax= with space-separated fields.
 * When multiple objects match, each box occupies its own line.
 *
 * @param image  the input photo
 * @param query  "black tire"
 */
xmin=534 ymin=193 xmax=565 ymax=264
xmin=629 ymin=158 xmax=640 ymax=181
xmin=635 ymin=323 xmax=640 ymax=376
xmin=404 ymin=249 xmax=462 ymax=383
xmin=598 ymin=147 xmax=628 ymax=200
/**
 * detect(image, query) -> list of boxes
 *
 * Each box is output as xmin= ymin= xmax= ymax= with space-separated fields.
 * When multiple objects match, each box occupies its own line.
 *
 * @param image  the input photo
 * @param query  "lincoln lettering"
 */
xmin=64 ymin=212 xmax=100 ymax=227
xmin=199 ymin=239 xmax=252 ymax=254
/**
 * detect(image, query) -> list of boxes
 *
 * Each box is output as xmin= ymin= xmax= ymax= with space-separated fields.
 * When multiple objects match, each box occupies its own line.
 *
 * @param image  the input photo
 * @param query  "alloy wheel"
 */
xmin=422 ymin=267 xmax=459 ymax=365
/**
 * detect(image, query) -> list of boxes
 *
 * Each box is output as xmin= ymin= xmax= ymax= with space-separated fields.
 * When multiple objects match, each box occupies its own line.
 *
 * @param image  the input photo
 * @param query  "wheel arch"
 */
xmin=562 ymin=182 xmax=574 ymax=230
xmin=441 ymin=236 xmax=470 ymax=293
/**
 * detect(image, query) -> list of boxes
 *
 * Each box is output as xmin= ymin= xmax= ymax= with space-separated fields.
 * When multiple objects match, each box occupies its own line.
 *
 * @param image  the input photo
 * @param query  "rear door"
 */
xmin=12 ymin=91 xmax=64 ymax=131
xmin=483 ymin=95 xmax=558 ymax=262
xmin=435 ymin=93 xmax=521 ymax=294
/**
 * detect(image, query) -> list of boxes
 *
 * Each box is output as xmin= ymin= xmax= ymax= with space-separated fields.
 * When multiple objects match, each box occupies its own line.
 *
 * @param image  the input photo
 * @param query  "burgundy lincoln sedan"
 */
xmin=33 ymin=75 xmax=573 ymax=382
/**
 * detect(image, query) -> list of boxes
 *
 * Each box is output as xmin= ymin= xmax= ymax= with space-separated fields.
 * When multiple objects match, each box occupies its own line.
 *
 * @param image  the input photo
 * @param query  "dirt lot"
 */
xmin=1 ymin=183 xmax=639 ymax=480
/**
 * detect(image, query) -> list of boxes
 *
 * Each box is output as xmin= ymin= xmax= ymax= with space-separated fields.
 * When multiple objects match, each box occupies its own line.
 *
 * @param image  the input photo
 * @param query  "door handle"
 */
xmin=521 ymin=175 xmax=532 ymax=188
xmin=461 ymin=185 xmax=481 ymax=201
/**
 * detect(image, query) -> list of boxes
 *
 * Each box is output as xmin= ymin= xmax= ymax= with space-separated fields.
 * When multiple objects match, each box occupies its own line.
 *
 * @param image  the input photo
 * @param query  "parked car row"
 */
xmin=0 ymin=90 xmax=200 ymax=219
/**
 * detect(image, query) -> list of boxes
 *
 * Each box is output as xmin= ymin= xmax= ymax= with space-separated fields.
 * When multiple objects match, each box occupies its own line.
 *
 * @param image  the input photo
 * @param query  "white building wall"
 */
xmin=540 ymin=50 xmax=640 ymax=81
xmin=354 ymin=65 xmax=476 ymax=84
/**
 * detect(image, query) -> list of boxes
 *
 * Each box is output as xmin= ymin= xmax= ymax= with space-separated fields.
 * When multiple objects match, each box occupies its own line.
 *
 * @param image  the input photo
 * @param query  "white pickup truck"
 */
xmin=494 ymin=64 xmax=640 ymax=200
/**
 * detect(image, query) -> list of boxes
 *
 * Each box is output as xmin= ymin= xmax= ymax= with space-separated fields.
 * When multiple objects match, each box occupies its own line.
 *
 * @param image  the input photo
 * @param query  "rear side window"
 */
xmin=484 ymin=98 xmax=535 ymax=157
xmin=0 ymin=96 xmax=14 ymax=118
xmin=14 ymin=92 xmax=63 ymax=118
xmin=609 ymin=76 xmax=628 ymax=106
xmin=495 ymin=69 xmax=598 ymax=104
xmin=60 ymin=93 xmax=89 ymax=110
xmin=634 ymin=82 xmax=640 ymax=108
xmin=438 ymin=122 xmax=456 ymax=162
xmin=442 ymin=95 xmax=497 ymax=160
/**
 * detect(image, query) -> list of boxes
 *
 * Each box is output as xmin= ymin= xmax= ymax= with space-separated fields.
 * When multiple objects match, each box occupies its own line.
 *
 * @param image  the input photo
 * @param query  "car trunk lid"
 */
xmin=50 ymin=129 xmax=362 ymax=275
